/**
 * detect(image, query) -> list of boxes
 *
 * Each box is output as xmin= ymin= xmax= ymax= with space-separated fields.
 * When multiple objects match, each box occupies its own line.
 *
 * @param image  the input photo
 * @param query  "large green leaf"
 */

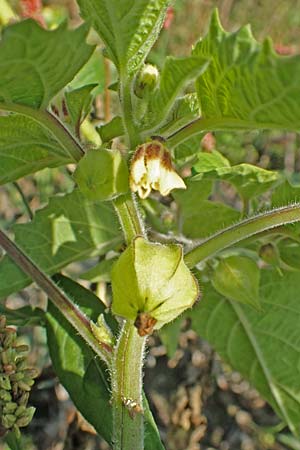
xmin=212 ymin=255 xmax=261 ymax=309
xmin=47 ymin=274 xmax=165 ymax=450
xmin=0 ymin=114 xmax=72 ymax=184
xmin=175 ymin=180 xmax=240 ymax=238
xmin=147 ymin=56 xmax=208 ymax=129
xmin=193 ymin=161 xmax=279 ymax=200
xmin=77 ymin=0 xmax=169 ymax=73
xmin=161 ymin=93 xmax=200 ymax=137
xmin=193 ymin=10 xmax=300 ymax=131
xmin=192 ymin=271 xmax=300 ymax=435
xmin=0 ymin=190 xmax=121 ymax=299
xmin=0 ymin=20 xmax=94 ymax=109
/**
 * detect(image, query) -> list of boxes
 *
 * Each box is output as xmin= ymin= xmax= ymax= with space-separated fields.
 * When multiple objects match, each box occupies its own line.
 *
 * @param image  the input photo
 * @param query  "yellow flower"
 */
xmin=130 ymin=141 xmax=186 ymax=199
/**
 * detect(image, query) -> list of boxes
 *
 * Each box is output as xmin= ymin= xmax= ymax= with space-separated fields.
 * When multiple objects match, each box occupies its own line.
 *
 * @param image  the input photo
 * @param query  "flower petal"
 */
xmin=159 ymin=167 xmax=186 ymax=196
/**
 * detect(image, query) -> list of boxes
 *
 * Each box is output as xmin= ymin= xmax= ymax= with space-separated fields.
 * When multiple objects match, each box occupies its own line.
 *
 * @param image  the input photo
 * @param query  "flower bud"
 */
xmin=130 ymin=140 xmax=186 ymax=199
xmin=134 ymin=64 xmax=160 ymax=99
xmin=111 ymin=237 xmax=199 ymax=335
xmin=90 ymin=314 xmax=114 ymax=346
xmin=74 ymin=148 xmax=129 ymax=201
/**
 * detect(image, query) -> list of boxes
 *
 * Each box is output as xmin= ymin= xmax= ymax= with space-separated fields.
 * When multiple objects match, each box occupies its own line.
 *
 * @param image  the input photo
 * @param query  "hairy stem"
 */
xmin=113 ymin=193 xmax=145 ymax=244
xmin=110 ymin=74 xmax=147 ymax=450
xmin=0 ymin=229 xmax=112 ymax=365
xmin=119 ymin=75 xmax=140 ymax=149
xmin=111 ymin=321 xmax=146 ymax=450
xmin=0 ymin=102 xmax=84 ymax=161
xmin=184 ymin=204 xmax=300 ymax=268
xmin=166 ymin=117 xmax=300 ymax=148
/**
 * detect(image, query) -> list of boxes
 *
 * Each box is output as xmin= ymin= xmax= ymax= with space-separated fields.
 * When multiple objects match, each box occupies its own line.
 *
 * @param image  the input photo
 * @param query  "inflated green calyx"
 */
xmin=74 ymin=148 xmax=129 ymax=201
xmin=111 ymin=237 xmax=199 ymax=335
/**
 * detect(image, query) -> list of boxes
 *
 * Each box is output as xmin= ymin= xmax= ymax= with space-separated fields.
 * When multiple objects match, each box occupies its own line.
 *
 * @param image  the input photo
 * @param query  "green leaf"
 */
xmin=191 ymin=270 xmax=300 ymax=435
xmin=80 ymin=257 xmax=117 ymax=282
xmin=175 ymin=179 xmax=241 ymax=238
xmin=73 ymin=148 xmax=129 ymax=201
xmin=0 ymin=114 xmax=72 ymax=184
xmin=194 ymin=163 xmax=279 ymax=200
xmin=0 ymin=20 xmax=94 ymax=109
xmin=193 ymin=9 xmax=300 ymax=131
xmin=0 ymin=304 xmax=44 ymax=326
xmin=97 ymin=116 xmax=124 ymax=143
xmin=46 ymin=274 xmax=115 ymax=444
xmin=162 ymin=93 xmax=200 ymax=137
xmin=193 ymin=150 xmax=230 ymax=172
xmin=77 ymin=0 xmax=169 ymax=73
xmin=65 ymin=84 xmax=97 ymax=132
xmin=0 ymin=190 xmax=121 ymax=299
xmin=272 ymin=180 xmax=300 ymax=207
xmin=173 ymin=135 xmax=202 ymax=162
xmin=147 ymin=56 xmax=209 ymax=129
xmin=278 ymin=238 xmax=300 ymax=270
xmin=212 ymin=255 xmax=261 ymax=309
xmin=69 ymin=48 xmax=105 ymax=95
xmin=46 ymin=274 xmax=165 ymax=450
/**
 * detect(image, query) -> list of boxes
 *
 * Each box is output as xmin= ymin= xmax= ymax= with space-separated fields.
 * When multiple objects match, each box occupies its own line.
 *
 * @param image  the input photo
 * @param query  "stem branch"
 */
xmin=0 ymin=229 xmax=112 ymax=365
xmin=184 ymin=204 xmax=300 ymax=268
xmin=166 ymin=117 xmax=300 ymax=148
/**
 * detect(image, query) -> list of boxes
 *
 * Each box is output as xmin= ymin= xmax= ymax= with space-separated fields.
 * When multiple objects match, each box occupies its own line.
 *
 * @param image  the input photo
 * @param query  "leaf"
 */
xmin=0 ymin=190 xmax=122 ymax=299
xmin=278 ymin=238 xmax=300 ymax=270
xmin=194 ymin=163 xmax=279 ymax=200
xmin=212 ymin=255 xmax=261 ymax=309
xmin=174 ymin=178 xmax=241 ymax=238
xmin=272 ymin=180 xmax=300 ymax=207
xmin=174 ymin=178 xmax=240 ymax=238
xmin=193 ymin=9 xmax=300 ymax=131
xmin=193 ymin=150 xmax=230 ymax=172
xmin=46 ymin=274 xmax=115 ymax=443
xmin=97 ymin=116 xmax=124 ymax=143
xmin=0 ymin=20 xmax=94 ymax=109
xmin=77 ymin=0 xmax=169 ymax=73
xmin=174 ymin=135 xmax=202 ymax=162
xmin=191 ymin=271 xmax=300 ymax=435
xmin=65 ymin=84 xmax=97 ymax=132
xmin=0 ymin=114 xmax=72 ymax=184
xmin=80 ymin=257 xmax=117 ymax=282
xmin=73 ymin=148 xmax=129 ymax=201
xmin=0 ymin=304 xmax=44 ymax=326
xmin=69 ymin=48 xmax=105 ymax=95
xmin=147 ymin=56 xmax=209 ymax=129
xmin=46 ymin=274 xmax=165 ymax=450
xmin=161 ymin=93 xmax=200 ymax=137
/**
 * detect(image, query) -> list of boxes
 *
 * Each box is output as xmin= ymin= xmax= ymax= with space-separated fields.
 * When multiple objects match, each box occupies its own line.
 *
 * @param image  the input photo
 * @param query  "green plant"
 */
xmin=1 ymin=2 xmax=300 ymax=449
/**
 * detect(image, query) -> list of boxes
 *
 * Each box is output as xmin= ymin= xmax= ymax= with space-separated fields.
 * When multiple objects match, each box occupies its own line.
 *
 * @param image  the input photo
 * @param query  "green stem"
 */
xmin=165 ymin=117 xmax=300 ymax=148
xmin=0 ymin=102 xmax=84 ymax=161
xmin=184 ymin=204 xmax=300 ymax=268
xmin=13 ymin=182 xmax=34 ymax=221
xmin=113 ymin=193 xmax=145 ymax=244
xmin=119 ymin=75 xmax=140 ymax=149
xmin=111 ymin=321 xmax=146 ymax=450
xmin=0 ymin=229 xmax=112 ymax=365
xmin=110 ymin=74 xmax=147 ymax=450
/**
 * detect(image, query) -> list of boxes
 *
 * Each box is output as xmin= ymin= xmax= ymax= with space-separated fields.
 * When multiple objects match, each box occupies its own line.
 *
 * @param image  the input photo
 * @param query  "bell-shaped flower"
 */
xmin=130 ymin=140 xmax=186 ymax=199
